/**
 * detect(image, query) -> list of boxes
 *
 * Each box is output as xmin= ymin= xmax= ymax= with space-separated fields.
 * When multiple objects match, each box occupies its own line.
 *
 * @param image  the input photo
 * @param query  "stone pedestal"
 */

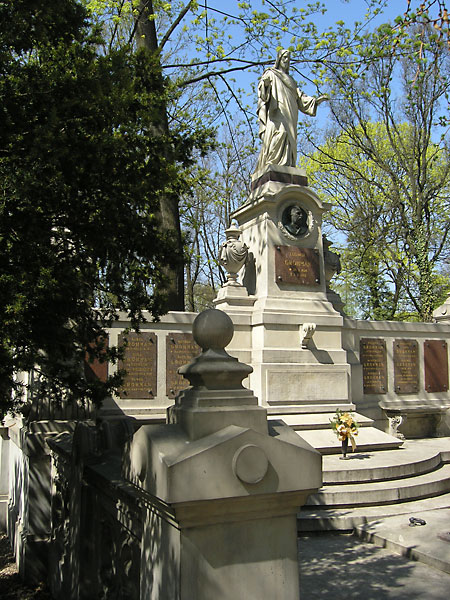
xmin=219 ymin=167 xmax=352 ymax=412
xmin=123 ymin=309 xmax=322 ymax=599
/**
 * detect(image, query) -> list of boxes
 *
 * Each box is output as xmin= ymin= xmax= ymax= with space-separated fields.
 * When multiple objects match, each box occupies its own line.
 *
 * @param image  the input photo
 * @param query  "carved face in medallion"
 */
xmin=281 ymin=204 xmax=308 ymax=238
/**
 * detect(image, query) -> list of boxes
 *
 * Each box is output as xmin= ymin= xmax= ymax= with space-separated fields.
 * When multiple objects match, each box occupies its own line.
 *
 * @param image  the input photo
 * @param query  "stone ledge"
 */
xmin=251 ymin=169 xmax=308 ymax=190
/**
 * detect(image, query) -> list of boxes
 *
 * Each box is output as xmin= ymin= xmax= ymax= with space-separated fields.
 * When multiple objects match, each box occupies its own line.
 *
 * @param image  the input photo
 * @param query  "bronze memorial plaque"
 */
xmin=360 ymin=338 xmax=387 ymax=394
xmin=166 ymin=333 xmax=201 ymax=398
xmin=118 ymin=332 xmax=157 ymax=399
xmin=274 ymin=245 xmax=320 ymax=286
xmin=393 ymin=339 xmax=419 ymax=394
xmin=424 ymin=340 xmax=448 ymax=393
xmin=84 ymin=336 xmax=109 ymax=383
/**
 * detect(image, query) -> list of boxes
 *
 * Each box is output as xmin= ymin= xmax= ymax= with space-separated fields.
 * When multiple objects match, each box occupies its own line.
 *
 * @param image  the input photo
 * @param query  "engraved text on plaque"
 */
xmin=119 ymin=332 xmax=157 ymax=398
xmin=274 ymin=246 xmax=320 ymax=286
xmin=360 ymin=338 xmax=387 ymax=394
xmin=166 ymin=333 xmax=201 ymax=398
xmin=393 ymin=339 xmax=419 ymax=394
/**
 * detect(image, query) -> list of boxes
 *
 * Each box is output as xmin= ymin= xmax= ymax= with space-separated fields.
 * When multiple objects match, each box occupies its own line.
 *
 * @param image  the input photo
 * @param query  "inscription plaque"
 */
xmin=84 ymin=336 xmax=109 ymax=383
xmin=274 ymin=245 xmax=320 ymax=286
xmin=166 ymin=333 xmax=201 ymax=398
xmin=393 ymin=339 xmax=419 ymax=394
xmin=119 ymin=332 xmax=157 ymax=398
xmin=360 ymin=338 xmax=387 ymax=394
xmin=424 ymin=340 xmax=448 ymax=393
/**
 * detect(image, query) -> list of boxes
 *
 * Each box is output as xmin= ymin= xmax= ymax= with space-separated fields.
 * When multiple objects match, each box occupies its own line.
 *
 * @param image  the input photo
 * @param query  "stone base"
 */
xmin=380 ymin=404 xmax=449 ymax=439
xmin=213 ymin=283 xmax=256 ymax=308
xmin=251 ymin=165 xmax=308 ymax=191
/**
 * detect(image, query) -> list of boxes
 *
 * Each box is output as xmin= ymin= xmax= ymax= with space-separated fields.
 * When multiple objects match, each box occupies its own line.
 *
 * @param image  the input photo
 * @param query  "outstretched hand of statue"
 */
xmin=316 ymin=95 xmax=328 ymax=105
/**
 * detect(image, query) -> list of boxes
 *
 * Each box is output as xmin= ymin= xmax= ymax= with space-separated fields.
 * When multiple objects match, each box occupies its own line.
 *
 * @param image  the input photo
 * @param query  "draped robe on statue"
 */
xmin=255 ymin=67 xmax=319 ymax=171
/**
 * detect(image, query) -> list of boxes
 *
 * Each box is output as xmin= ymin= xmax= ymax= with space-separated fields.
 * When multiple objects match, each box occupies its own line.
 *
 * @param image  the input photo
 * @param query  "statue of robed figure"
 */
xmin=255 ymin=49 xmax=327 ymax=171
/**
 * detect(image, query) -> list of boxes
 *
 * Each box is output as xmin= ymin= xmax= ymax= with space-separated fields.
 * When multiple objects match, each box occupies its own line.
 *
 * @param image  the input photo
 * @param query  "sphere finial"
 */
xmin=192 ymin=309 xmax=234 ymax=350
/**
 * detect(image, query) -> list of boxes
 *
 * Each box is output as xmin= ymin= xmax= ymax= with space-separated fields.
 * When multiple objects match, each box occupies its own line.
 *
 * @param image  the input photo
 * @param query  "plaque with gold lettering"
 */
xmin=118 ymin=332 xmax=157 ymax=398
xmin=360 ymin=338 xmax=387 ymax=394
xmin=393 ymin=339 xmax=419 ymax=394
xmin=274 ymin=245 xmax=320 ymax=286
xmin=166 ymin=333 xmax=201 ymax=398
xmin=424 ymin=340 xmax=448 ymax=393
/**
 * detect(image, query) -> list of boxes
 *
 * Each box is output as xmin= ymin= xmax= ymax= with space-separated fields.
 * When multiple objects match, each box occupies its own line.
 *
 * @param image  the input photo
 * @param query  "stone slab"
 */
xmin=298 ymin=530 xmax=450 ymax=599
xmin=299 ymin=492 xmax=450 ymax=532
xmin=296 ymin=426 xmax=403 ymax=454
xmin=307 ymin=463 xmax=450 ymax=507
xmin=270 ymin=413 xmax=373 ymax=430
xmin=356 ymin=508 xmax=450 ymax=574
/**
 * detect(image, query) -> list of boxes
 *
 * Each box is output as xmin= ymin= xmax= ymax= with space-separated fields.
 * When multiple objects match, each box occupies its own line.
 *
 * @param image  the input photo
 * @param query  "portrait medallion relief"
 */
xmin=279 ymin=203 xmax=312 ymax=240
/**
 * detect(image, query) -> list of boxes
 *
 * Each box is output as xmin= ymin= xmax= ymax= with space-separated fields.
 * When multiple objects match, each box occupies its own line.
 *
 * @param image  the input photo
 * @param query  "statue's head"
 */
xmin=275 ymin=49 xmax=290 ymax=73
xmin=289 ymin=205 xmax=306 ymax=227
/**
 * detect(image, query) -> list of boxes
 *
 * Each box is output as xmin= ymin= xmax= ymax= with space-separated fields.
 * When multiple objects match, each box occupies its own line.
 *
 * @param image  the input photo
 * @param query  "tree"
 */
xmin=83 ymin=0 xmax=366 ymax=308
xmin=305 ymin=23 xmax=450 ymax=321
xmin=183 ymin=122 xmax=255 ymax=311
xmin=84 ymin=1 xmax=450 ymax=318
xmin=0 ymin=0 xmax=209 ymax=416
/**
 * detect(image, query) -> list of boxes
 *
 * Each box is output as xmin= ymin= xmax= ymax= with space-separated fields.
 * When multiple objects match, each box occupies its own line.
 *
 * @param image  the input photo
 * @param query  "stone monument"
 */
xmin=214 ymin=49 xmax=347 ymax=411
xmin=214 ymin=49 xmax=405 ymax=452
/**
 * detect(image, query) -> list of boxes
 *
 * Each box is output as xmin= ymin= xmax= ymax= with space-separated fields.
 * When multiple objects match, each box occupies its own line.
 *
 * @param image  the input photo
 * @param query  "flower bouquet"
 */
xmin=330 ymin=409 xmax=359 ymax=458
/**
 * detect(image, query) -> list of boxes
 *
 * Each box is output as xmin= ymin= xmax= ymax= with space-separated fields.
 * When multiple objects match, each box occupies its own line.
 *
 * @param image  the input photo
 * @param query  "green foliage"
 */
xmin=306 ymin=118 xmax=450 ymax=321
xmin=0 ymin=0 xmax=209 ymax=415
xmin=80 ymin=1 xmax=450 ymax=319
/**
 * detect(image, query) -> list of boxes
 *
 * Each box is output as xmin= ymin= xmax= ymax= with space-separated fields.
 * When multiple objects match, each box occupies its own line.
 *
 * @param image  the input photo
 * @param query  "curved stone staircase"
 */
xmin=297 ymin=438 xmax=450 ymax=532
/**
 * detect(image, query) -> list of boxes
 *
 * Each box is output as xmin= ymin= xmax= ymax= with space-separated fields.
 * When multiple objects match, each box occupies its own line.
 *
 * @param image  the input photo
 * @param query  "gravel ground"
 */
xmin=0 ymin=534 xmax=51 ymax=599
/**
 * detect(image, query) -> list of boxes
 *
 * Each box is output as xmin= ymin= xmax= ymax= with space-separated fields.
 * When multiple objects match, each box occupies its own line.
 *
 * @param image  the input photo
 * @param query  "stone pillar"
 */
xmin=123 ymin=308 xmax=322 ymax=600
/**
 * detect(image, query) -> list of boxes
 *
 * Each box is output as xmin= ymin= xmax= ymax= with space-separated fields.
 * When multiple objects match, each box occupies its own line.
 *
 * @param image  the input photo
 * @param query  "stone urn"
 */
xmin=218 ymin=225 xmax=248 ymax=285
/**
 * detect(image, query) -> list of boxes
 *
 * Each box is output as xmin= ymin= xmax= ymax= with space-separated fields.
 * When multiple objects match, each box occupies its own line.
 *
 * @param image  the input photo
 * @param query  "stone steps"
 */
xmin=267 ymin=403 xmax=355 ymax=414
xmin=322 ymin=450 xmax=441 ymax=484
xmin=298 ymin=438 xmax=450 ymax=533
xmin=294 ymin=426 xmax=403 ymax=454
xmin=307 ymin=463 xmax=450 ymax=508
xmin=269 ymin=407 xmax=403 ymax=454
xmin=298 ymin=492 xmax=450 ymax=532
xmin=270 ymin=412 xmax=373 ymax=431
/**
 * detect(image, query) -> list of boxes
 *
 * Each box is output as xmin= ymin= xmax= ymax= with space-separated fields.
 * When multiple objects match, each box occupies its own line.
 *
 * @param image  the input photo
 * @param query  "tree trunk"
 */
xmin=134 ymin=1 xmax=185 ymax=311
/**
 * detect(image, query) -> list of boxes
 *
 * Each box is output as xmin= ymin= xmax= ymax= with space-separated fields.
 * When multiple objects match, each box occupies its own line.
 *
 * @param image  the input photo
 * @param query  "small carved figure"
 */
xmin=282 ymin=204 xmax=309 ymax=238
xmin=256 ymin=48 xmax=327 ymax=171
xmin=300 ymin=322 xmax=316 ymax=349
xmin=323 ymin=235 xmax=341 ymax=284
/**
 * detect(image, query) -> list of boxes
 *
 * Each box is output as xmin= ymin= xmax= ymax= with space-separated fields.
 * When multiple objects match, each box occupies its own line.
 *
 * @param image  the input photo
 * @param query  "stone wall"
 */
xmin=94 ymin=310 xmax=450 ymax=438
xmin=343 ymin=318 xmax=450 ymax=437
